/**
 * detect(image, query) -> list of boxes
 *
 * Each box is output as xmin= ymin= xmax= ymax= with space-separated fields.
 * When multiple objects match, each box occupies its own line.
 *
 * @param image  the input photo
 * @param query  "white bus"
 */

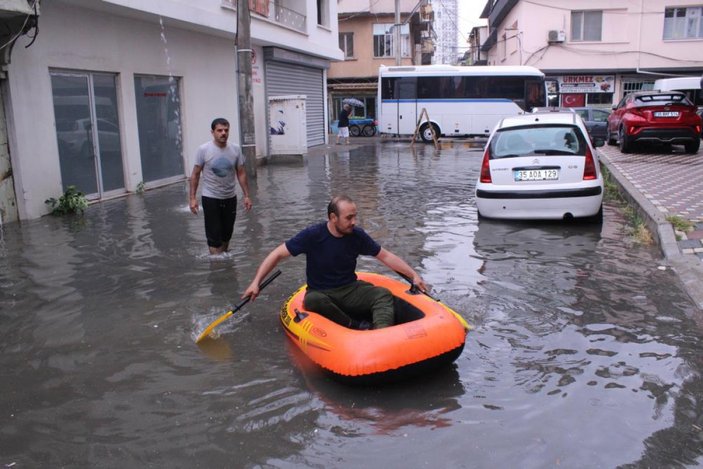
xmin=378 ymin=65 xmax=547 ymax=142
xmin=653 ymin=76 xmax=703 ymax=110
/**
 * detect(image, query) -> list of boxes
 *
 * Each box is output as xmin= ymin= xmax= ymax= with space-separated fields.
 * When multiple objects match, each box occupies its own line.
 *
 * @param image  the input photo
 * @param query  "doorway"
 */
xmin=50 ymin=71 xmax=125 ymax=199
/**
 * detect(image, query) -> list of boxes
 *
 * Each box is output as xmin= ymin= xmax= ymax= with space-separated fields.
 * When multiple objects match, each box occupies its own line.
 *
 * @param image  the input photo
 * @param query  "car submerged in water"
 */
xmin=475 ymin=110 xmax=605 ymax=221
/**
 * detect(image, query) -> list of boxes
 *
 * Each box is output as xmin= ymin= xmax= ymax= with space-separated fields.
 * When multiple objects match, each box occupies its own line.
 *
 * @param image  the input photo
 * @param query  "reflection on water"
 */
xmin=1 ymin=142 xmax=702 ymax=467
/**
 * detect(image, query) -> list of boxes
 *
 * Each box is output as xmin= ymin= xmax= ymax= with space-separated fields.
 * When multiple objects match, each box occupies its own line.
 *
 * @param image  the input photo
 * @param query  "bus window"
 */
xmin=487 ymin=77 xmax=524 ymax=101
xmin=417 ymin=76 xmax=437 ymax=99
xmin=381 ymin=77 xmax=396 ymax=100
xmin=396 ymin=77 xmax=417 ymax=100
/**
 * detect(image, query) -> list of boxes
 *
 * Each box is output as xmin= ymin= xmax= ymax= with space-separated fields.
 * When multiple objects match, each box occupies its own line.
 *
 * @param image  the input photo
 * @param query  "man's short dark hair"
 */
xmin=211 ymin=117 xmax=230 ymax=130
xmin=327 ymin=195 xmax=354 ymax=218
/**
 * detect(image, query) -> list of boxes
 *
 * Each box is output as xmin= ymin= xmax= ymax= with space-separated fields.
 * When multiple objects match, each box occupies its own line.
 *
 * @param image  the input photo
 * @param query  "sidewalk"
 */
xmin=598 ymin=144 xmax=703 ymax=311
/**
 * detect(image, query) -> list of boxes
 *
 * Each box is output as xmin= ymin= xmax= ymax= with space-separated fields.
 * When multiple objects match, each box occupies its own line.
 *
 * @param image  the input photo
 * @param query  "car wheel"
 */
xmin=420 ymin=123 xmax=440 ymax=143
xmin=362 ymin=124 xmax=376 ymax=137
xmin=349 ymin=125 xmax=361 ymax=137
xmin=684 ymin=139 xmax=700 ymax=154
xmin=618 ymin=127 xmax=631 ymax=153
xmin=606 ymin=126 xmax=617 ymax=146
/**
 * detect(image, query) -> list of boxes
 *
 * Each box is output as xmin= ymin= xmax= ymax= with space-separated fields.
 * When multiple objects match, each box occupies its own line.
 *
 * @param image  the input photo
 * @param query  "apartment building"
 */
xmin=328 ymin=0 xmax=433 ymax=122
xmin=0 ymin=0 xmax=342 ymax=221
xmin=479 ymin=0 xmax=703 ymax=108
xmin=430 ymin=0 xmax=458 ymax=65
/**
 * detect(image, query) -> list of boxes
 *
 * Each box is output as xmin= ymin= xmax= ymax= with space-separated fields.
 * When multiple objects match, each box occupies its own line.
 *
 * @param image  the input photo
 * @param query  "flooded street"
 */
xmin=1 ymin=141 xmax=702 ymax=468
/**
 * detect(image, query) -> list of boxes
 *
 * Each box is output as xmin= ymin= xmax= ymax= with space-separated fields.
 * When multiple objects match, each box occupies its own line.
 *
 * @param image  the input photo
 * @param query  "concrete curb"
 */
xmin=599 ymin=151 xmax=703 ymax=311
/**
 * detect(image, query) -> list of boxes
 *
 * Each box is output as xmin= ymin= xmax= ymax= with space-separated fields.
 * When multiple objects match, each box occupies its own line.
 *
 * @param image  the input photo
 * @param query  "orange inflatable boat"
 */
xmin=280 ymin=272 xmax=470 ymax=385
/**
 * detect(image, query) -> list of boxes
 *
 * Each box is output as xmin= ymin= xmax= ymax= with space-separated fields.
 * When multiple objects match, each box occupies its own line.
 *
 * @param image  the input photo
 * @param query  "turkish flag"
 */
xmin=562 ymin=94 xmax=585 ymax=107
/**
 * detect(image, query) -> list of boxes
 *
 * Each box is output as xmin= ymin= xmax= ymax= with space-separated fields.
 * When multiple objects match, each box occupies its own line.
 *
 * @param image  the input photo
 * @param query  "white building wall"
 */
xmin=7 ymin=2 xmax=240 ymax=219
xmin=485 ymin=0 xmax=703 ymax=73
xmin=338 ymin=0 xmax=419 ymax=14
xmin=5 ymin=0 xmax=342 ymax=220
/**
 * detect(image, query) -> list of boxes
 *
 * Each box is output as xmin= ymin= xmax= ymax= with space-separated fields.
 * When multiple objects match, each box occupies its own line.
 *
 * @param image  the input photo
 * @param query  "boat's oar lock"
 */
xmin=293 ymin=308 xmax=308 ymax=323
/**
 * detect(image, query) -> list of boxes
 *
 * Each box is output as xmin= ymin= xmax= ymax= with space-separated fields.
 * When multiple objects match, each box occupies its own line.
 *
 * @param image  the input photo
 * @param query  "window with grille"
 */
xmin=339 ymin=32 xmax=354 ymax=59
xmin=373 ymin=24 xmax=410 ymax=58
xmin=571 ymin=10 xmax=602 ymax=41
xmin=622 ymin=80 xmax=655 ymax=96
xmin=664 ymin=7 xmax=703 ymax=39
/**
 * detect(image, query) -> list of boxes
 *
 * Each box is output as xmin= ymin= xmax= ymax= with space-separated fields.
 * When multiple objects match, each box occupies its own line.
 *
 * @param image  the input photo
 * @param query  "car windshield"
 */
xmin=490 ymin=125 xmax=586 ymax=158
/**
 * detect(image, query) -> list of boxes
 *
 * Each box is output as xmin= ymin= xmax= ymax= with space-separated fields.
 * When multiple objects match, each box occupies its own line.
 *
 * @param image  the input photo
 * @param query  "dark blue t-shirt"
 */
xmin=285 ymin=222 xmax=381 ymax=290
xmin=338 ymin=109 xmax=350 ymax=128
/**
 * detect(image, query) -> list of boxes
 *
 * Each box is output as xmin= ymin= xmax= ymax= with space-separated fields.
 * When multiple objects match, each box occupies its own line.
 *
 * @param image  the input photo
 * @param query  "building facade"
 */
xmin=479 ymin=0 xmax=703 ymax=108
xmin=0 ymin=0 xmax=342 ymax=222
xmin=430 ymin=0 xmax=458 ymax=65
xmin=328 ymin=0 xmax=433 ymax=123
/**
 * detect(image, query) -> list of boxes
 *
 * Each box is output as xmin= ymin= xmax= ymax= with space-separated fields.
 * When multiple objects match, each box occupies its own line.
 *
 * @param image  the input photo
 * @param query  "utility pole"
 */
xmin=237 ymin=0 xmax=257 ymax=178
xmin=395 ymin=0 xmax=401 ymax=65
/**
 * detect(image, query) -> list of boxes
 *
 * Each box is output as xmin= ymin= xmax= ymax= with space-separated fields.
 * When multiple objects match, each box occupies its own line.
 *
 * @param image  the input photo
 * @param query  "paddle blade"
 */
xmin=196 ymin=311 xmax=233 ymax=343
xmin=194 ymin=269 xmax=282 ymax=344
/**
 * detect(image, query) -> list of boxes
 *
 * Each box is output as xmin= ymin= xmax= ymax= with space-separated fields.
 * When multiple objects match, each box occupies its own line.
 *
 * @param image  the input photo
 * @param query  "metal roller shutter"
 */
xmin=265 ymin=61 xmax=325 ymax=147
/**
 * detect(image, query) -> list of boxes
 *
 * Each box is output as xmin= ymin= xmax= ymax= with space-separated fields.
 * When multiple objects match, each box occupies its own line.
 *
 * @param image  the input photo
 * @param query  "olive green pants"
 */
xmin=303 ymin=280 xmax=394 ymax=329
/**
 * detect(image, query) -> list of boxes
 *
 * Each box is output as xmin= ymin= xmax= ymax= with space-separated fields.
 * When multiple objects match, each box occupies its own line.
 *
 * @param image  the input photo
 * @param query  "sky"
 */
xmin=457 ymin=2 xmax=487 ymax=51
xmin=457 ymin=0 xmax=486 ymax=37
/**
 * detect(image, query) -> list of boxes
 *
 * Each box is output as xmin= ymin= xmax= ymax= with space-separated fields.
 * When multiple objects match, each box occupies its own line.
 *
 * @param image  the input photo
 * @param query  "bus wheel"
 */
xmin=349 ymin=125 xmax=361 ymax=137
xmin=420 ymin=123 xmax=440 ymax=143
xmin=362 ymin=124 xmax=376 ymax=137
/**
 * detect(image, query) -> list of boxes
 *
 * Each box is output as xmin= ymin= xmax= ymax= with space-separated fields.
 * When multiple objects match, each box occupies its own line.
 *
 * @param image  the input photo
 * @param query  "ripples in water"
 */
xmin=1 ymin=142 xmax=702 ymax=467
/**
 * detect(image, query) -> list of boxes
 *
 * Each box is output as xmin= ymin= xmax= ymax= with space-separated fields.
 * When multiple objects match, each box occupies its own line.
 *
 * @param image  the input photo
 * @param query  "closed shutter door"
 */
xmin=265 ymin=61 xmax=324 ymax=147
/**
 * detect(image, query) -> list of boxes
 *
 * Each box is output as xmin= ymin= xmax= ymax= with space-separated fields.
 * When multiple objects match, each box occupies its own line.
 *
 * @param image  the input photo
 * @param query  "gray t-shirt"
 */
xmin=195 ymin=141 xmax=245 ymax=199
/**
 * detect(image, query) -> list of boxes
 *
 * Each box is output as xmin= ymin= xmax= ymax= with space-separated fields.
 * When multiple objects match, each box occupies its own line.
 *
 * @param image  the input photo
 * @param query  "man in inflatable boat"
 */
xmin=243 ymin=195 xmax=428 ymax=330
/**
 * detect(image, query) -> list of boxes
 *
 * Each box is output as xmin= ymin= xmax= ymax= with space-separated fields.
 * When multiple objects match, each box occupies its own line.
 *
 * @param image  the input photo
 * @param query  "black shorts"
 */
xmin=202 ymin=195 xmax=237 ymax=248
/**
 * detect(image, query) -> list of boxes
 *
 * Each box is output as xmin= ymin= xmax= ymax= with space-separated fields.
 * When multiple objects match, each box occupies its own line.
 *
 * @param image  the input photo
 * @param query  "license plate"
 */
xmin=654 ymin=111 xmax=679 ymax=117
xmin=514 ymin=169 xmax=559 ymax=181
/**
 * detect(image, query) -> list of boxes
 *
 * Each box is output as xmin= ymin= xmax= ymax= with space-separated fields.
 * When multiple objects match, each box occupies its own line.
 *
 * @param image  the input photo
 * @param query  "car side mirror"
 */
xmin=592 ymin=137 xmax=605 ymax=148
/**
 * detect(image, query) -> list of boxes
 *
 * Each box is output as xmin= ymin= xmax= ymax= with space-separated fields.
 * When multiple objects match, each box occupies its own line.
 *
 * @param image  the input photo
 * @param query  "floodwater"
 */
xmin=1 ymin=141 xmax=702 ymax=468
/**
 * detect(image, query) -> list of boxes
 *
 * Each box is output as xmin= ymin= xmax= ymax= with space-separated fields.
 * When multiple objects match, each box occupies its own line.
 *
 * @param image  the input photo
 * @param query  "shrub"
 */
xmin=45 ymin=185 xmax=89 ymax=215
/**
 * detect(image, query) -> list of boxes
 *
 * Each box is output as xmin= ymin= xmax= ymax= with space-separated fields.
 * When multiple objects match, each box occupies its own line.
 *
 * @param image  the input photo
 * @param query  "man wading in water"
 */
xmin=189 ymin=118 xmax=252 ymax=255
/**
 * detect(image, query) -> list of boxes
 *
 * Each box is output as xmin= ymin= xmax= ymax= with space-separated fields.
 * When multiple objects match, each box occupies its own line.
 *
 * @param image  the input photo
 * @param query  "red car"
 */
xmin=606 ymin=91 xmax=702 ymax=154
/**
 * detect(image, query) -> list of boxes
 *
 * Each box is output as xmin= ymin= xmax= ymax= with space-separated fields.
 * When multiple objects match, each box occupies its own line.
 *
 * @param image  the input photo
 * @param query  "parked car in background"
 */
xmin=607 ymin=91 xmax=702 ymax=154
xmin=475 ymin=110 xmax=604 ymax=221
xmin=570 ymin=107 xmax=610 ymax=141
xmin=56 ymin=118 xmax=122 ymax=157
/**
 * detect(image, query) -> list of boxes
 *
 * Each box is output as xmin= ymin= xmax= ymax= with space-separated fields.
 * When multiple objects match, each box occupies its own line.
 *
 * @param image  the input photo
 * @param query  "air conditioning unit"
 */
xmin=548 ymin=30 xmax=566 ymax=43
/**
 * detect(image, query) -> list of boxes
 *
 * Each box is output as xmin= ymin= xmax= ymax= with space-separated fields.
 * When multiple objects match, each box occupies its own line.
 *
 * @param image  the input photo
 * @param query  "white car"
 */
xmin=475 ymin=110 xmax=604 ymax=221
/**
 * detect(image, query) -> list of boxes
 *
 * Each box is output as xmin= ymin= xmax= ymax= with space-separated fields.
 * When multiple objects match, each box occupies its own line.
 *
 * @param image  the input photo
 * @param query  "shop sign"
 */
xmin=558 ymin=75 xmax=614 ymax=93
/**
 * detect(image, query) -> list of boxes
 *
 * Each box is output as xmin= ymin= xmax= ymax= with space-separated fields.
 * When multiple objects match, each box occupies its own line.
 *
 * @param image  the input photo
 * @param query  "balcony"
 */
xmin=221 ymin=0 xmax=306 ymax=33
